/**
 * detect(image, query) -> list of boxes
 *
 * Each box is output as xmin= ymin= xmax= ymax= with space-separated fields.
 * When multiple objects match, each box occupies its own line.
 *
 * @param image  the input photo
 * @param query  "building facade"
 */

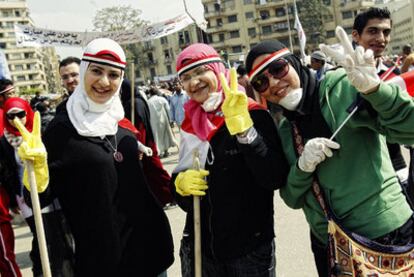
xmin=132 ymin=25 xmax=200 ymax=84
xmin=380 ymin=0 xmax=414 ymax=55
xmin=0 ymin=0 xmax=61 ymax=95
xmin=129 ymin=0 xmax=383 ymax=81
xmin=201 ymin=0 xmax=376 ymax=65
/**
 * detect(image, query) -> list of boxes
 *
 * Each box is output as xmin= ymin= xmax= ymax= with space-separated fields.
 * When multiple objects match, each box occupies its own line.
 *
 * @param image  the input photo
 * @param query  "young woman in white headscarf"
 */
xmin=25 ymin=38 xmax=174 ymax=276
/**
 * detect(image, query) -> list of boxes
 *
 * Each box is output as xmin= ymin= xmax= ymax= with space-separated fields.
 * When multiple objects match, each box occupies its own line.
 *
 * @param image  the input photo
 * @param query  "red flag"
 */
xmin=386 ymin=70 xmax=414 ymax=97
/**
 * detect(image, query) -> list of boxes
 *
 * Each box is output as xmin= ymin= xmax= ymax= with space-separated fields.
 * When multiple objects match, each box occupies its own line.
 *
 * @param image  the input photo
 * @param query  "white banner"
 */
xmin=15 ymin=13 xmax=194 ymax=47
xmin=0 ymin=49 xmax=11 ymax=79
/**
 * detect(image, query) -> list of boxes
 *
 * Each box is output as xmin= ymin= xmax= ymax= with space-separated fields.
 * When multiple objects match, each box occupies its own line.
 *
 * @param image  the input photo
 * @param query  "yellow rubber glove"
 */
xmin=175 ymin=169 xmax=209 ymax=196
xmin=13 ymin=112 xmax=49 ymax=193
xmin=219 ymin=67 xmax=253 ymax=135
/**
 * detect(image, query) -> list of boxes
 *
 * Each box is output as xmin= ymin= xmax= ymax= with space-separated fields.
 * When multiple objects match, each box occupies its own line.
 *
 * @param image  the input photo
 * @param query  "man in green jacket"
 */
xmin=245 ymin=26 xmax=414 ymax=276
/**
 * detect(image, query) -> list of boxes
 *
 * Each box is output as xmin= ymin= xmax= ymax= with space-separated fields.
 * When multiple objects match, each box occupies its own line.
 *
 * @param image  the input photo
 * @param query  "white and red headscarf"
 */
xmin=66 ymin=38 xmax=126 ymax=137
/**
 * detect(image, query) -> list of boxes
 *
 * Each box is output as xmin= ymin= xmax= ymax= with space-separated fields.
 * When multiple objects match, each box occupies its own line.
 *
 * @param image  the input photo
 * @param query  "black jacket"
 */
xmin=43 ymin=107 xmax=174 ymax=276
xmin=0 ymin=137 xmax=20 ymax=209
xmin=174 ymin=109 xmax=289 ymax=261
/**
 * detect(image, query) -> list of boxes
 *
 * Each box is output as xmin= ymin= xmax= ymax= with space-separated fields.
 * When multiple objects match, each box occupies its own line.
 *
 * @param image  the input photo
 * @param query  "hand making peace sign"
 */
xmin=13 ymin=111 xmax=49 ymax=192
xmin=319 ymin=26 xmax=380 ymax=94
xmin=219 ymin=67 xmax=253 ymax=135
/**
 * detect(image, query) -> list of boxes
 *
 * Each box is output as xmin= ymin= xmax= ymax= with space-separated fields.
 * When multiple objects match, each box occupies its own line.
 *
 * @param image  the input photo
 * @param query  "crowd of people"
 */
xmin=0 ymin=6 xmax=412 ymax=277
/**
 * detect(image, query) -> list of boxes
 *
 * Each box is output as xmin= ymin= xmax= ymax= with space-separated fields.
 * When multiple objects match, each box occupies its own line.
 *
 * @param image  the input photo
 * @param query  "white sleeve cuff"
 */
xmin=236 ymin=127 xmax=258 ymax=144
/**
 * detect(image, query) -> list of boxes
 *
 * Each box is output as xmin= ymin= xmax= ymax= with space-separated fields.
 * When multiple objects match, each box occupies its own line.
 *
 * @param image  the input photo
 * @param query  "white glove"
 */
xmin=319 ymin=26 xmax=380 ymax=94
xmin=137 ymin=141 xmax=153 ymax=157
xmin=298 ymin=138 xmax=340 ymax=173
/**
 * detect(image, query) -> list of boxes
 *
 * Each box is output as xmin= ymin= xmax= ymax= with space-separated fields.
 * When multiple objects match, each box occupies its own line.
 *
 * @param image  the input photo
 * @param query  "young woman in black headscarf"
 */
xmin=245 ymin=28 xmax=414 ymax=276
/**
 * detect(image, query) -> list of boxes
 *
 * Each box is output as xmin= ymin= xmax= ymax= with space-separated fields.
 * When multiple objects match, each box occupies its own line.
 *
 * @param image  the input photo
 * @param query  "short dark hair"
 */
xmin=236 ymin=64 xmax=247 ymax=76
xmin=0 ymin=78 xmax=13 ymax=92
xmin=353 ymin=7 xmax=391 ymax=35
xmin=59 ymin=56 xmax=80 ymax=69
xmin=403 ymin=44 xmax=412 ymax=54
xmin=148 ymin=87 xmax=161 ymax=96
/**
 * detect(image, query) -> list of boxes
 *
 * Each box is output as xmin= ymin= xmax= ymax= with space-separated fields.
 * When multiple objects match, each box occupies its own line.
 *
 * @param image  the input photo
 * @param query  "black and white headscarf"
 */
xmin=246 ymin=40 xmax=332 ymax=139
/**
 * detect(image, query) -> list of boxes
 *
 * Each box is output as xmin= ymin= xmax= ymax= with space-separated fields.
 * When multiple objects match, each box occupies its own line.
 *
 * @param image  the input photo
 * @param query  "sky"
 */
xmin=25 ymin=0 xmax=204 ymax=58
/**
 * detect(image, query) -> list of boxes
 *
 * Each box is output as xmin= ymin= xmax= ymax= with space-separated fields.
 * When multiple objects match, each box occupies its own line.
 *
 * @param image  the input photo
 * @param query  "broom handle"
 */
xmin=192 ymin=149 xmax=202 ymax=277
xmin=27 ymin=161 xmax=51 ymax=277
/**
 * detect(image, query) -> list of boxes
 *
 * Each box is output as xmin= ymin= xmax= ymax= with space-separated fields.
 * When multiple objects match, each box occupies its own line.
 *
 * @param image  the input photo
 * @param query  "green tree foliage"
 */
xmin=19 ymin=87 xmax=41 ymax=96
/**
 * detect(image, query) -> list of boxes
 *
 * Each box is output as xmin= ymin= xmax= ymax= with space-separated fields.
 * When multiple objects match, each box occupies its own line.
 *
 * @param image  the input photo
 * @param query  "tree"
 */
xmin=92 ymin=5 xmax=146 ymax=32
xmin=296 ymin=0 xmax=331 ymax=52
xmin=92 ymin=5 xmax=148 ymax=81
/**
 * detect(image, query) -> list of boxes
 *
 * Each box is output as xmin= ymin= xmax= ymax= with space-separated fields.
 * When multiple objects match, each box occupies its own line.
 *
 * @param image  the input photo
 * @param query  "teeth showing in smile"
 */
xmin=275 ymin=86 xmax=288 ymax=97
xmin=193 ymin=86 xmax=207 ymax=94
xmin=94 ymin=87 xmax=108 ymax=93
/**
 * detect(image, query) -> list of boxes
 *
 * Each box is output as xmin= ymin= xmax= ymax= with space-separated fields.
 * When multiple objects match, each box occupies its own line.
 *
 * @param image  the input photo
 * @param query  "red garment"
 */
xmin=142 ymin=139 xmax=174 ymax=206
xmin=0 ymin=194 xmax=21 ymax=277
xmin=387 ymin=70 xmax=414 ymax=97
xmin=0 ymin=105 xmax=21 ymax=276
xmin=118 ymin=118 xmax=139 ymax=137
xmin=0 ymin=187 xmax=11 ymax=223
xmin=0 ymin=108 xmax=4 ymax=137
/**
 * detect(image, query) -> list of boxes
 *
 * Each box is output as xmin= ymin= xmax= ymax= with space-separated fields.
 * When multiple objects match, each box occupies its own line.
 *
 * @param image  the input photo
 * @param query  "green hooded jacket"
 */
xmin=279 ymin=68 xmax=414 ymax=245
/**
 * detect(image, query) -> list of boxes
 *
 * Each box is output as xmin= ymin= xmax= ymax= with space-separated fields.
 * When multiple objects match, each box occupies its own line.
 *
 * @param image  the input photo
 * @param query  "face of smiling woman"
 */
xmin=180 ymin=66 xmax=218 ymax=104
xmin=84 ymin=63 xmax=122 ymax=104
xmin=251 ymin=53 xmax=301 ymax=105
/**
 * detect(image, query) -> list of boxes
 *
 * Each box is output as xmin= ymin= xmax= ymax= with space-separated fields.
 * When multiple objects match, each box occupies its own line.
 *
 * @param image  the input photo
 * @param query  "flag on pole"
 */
xmin=293 ymin=2 xmax=306 ymax=60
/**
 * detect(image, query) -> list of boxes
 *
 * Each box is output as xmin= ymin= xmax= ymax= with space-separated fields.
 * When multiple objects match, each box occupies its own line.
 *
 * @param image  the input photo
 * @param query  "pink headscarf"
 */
xmin=176 ymin=43 xmax=228 ymax=140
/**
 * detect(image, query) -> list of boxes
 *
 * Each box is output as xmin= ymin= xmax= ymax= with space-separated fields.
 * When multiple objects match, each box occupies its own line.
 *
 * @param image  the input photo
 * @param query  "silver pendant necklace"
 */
xmin=104 ymin=135 xmax=123 ymax=162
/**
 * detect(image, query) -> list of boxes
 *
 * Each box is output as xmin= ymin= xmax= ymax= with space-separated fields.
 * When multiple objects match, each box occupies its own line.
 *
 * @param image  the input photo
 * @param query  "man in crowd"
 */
xmin=401 ymin=44 xmax=414 ymax=73
xmin=169 ymin=81 xmax=189 ymax=130
xmin=57 ymin=57 xmax=80 ymax=112
xmin=59 ymin=57 xmax=80 ymax=96
xmin=352 ymin=7 xmax=400 ymax=78
xmin=309 ymin=50 xmax=333 ymax=81
xmin=0 ymin=79 xmax=14 ymax=110
xmin=352 ymin=7 xmax=412 ymax=202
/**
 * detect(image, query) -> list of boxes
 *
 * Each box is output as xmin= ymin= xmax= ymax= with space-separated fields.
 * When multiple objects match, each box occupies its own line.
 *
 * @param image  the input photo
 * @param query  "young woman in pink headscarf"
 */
xmin=172 ymin=43 xmax=289 ymax=277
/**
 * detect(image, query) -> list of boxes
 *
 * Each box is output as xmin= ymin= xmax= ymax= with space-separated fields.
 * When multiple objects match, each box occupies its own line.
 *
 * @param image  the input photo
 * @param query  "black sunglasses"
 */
xmin=251 ymin=58 xmax=289 ymax=93
xmin=6 ymin=111 xmax=26 ymax=120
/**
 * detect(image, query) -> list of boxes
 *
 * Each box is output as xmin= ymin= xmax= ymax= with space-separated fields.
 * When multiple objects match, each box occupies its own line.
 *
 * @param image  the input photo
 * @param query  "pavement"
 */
xmin=22 ymin=126 xmax=409 ymax=276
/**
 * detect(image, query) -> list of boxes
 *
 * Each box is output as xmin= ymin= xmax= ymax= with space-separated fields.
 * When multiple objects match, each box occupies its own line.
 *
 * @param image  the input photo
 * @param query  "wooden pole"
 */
xmin=26 ymin=161 xmax=51 ymax=277
xmin=192 ymin=149 xmax=202 ymax=277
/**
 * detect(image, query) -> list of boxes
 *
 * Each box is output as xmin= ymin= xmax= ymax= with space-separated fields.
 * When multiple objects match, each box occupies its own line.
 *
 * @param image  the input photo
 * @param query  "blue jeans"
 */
xmin=180 ymin=235 xmax=276 ymax=277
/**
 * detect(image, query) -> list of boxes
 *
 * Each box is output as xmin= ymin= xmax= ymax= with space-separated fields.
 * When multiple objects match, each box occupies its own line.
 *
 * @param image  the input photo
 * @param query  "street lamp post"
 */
xmin=285 ymin=0 xmax=294 ymax=52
